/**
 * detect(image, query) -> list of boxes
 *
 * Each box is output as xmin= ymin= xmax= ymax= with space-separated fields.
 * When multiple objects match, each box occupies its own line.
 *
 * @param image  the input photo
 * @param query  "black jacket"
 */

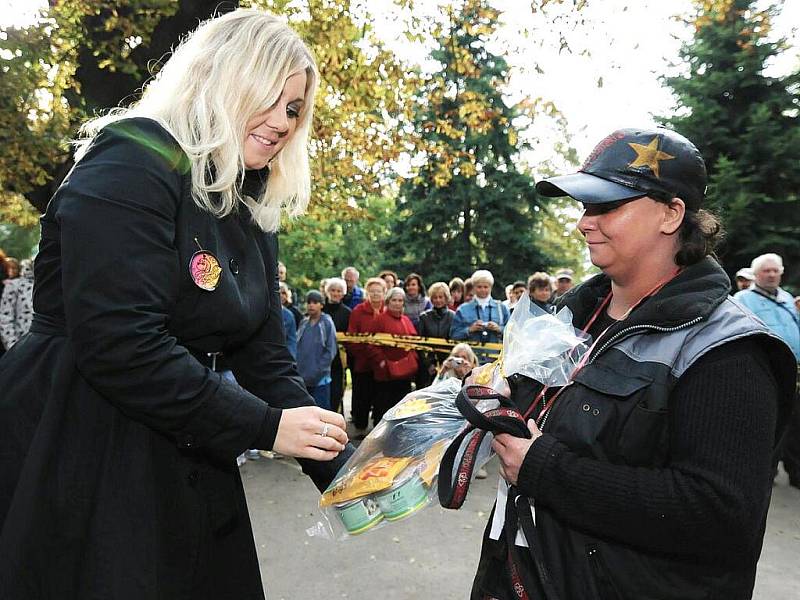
xmin=0 ymin=118 xmax=352 ymax=600
xmin=472 ymin=258 xmax=797 ymax=600
xmin=323 ymin=301 xmax=351 ymax=333
xmin=417 ymin=305 xmax=455 ymax=340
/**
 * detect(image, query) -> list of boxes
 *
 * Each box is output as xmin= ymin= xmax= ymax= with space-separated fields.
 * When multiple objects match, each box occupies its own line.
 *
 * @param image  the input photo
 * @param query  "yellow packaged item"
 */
xmin=320 ymin=455 xmax=412 ymax=507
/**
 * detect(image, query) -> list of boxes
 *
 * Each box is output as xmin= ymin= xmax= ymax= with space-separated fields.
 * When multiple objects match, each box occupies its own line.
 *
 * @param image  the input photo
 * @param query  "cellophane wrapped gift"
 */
xmin=308 ymin=295 xmax=590 ymax=540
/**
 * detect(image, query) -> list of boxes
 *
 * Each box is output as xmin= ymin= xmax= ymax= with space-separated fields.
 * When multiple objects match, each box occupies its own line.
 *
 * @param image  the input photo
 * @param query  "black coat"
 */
xmin=323 ymin=301 xmax=351 ymax=333
xmin=417 ymin=307 xmax=455 ymax=384
xmin=0 ymin=118 xmax=351 ymax=600
xmin=417 ymin=306 xmax=454 ymax=340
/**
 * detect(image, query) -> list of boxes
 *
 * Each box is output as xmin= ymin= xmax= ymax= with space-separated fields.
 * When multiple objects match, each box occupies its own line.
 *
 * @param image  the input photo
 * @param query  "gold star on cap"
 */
xmin=627 ymin=137 xmax=675 ymax=178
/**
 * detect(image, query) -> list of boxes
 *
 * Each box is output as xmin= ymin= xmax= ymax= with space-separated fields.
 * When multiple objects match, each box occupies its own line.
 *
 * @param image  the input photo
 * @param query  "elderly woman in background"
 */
xmin=435 ymin=342 xmax=478 ymax=381
xmin=322 ymin=277 xmax=351 ymax=415
xmin=450 ymin=269 xmax=508 ymax=342
xmin=402 ymin=272 xmax=432 ymax=329
xmin=527 ymin=271 xmax=555 ymax=314
xmin=417 ymin=281 xmax=455 ymax=388
xmin=346 ymin=277 xmax=386 ymax=435
xmin=368 ymin=287 xmax=418 ymax=424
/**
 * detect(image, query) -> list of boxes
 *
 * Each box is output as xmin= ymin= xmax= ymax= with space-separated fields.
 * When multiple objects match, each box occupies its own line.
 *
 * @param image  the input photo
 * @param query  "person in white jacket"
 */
xmin=0 ymin=259 xmax=34 ymax=350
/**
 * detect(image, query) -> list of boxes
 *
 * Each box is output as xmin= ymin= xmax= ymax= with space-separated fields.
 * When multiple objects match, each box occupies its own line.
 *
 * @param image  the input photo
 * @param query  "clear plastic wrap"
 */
xmin=308 ymin=293 xmax=591 ymax=540
xmin=500 ymin=295 xmax=590 ymax=387
xmin=309 ymin=377 xmax=497 ymax=539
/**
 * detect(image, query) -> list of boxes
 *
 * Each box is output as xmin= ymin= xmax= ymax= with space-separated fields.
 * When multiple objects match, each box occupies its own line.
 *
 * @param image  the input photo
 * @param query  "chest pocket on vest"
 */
xmin=564 ymin=370 xmax=669 ymax=467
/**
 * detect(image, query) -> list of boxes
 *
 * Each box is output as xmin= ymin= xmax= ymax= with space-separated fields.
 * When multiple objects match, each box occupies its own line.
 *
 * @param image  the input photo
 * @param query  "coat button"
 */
xmin=592 ymin=408 xmax=600 ymax=416
xmin=582 ymin=404 xmax=590 ymax=412
xmin=229 ymin=258 xmax=239 ymax=275
xmin=187 ymin=470 xmax=200 ymax=485
xmin=179 ymin=434 xmax=195 ymax=449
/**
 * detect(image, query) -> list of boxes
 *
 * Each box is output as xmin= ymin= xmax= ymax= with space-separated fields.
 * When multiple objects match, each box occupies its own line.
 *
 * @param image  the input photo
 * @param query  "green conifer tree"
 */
xmin=386 ymin=0 xmax=550 ymax=291
xmin=662 ymin=0 xmax=800 ymax=288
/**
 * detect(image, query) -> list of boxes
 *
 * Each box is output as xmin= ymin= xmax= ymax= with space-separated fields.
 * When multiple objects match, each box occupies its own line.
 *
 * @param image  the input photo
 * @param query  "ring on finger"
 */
xmin=320 ymin=423 xmax=330 ymax=437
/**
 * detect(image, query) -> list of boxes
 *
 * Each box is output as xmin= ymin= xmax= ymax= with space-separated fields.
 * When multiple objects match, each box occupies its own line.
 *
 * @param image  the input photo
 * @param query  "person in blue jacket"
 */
xmin=296 ymin=290 xmax=338 ymax=410
xmin=735 ymin=252 xmax=800 ymax=489
xmin=281 ymin=305 xmax=298 ymax=358
xmin=734 ymin=253 xmax=800 ymax=360
xmin=449 ymin=269 xmax=509 ymax=363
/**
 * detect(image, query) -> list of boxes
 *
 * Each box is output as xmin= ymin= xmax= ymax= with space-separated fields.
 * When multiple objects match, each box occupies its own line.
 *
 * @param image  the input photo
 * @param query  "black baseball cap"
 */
xmin=536 ymin=127 xmax=707 ymax=210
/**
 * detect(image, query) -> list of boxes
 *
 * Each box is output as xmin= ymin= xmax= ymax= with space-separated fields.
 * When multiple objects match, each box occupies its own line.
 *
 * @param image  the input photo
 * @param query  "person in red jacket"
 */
xmin=368 ymin=286 xmax=419 ymax=424
xmin=345 ymin=277 xmax=386 ymax=435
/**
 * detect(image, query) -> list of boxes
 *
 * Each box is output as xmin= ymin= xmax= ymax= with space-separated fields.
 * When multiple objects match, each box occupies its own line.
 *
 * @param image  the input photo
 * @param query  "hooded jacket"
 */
xmin=472 ymin=257 xmax=797 ymax=600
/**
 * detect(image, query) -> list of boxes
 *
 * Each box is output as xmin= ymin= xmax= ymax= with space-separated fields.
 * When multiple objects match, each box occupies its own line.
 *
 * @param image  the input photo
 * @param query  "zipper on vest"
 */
xmin=589 ymin=317 xmax=704 ymax=365
xmin=537 ymin=316 xmax=704 ymax=430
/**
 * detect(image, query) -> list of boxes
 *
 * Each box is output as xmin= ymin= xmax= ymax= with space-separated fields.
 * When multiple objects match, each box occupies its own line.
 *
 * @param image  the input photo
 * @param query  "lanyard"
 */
xmin=527 ymin=268 xmax=683 ymax=426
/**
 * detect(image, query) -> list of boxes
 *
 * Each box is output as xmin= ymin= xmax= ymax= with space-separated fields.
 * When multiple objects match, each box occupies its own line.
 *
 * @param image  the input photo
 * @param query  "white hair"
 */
xmin=751 ymin=253 xmax=784 ymax=274
xmin=342 ymin=266 xmax=360 ymax=279
xmin=471 ymin=269 xmax=494 ymax=287
xmin=324 ymin=277 xmax=347 ymax=297
xmin=74 ymin=9 xmax=317 ymax=233
xmin=385 ymin=286 xmax=406 ymax=303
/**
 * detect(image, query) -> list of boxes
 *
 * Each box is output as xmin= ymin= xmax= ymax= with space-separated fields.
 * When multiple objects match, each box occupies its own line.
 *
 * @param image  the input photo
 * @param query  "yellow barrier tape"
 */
xmin=336 ymin=332 xmax=502 ymax=358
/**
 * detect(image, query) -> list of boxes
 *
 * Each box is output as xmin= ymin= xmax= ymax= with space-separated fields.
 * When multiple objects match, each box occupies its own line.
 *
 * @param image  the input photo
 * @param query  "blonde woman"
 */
xmin=417 ymin=281 xmax=455 ymax=387
xmin=0 ymin=10 xmax=350 ymax=599
xmin=436 ymin=342 xmax=479 ymax=381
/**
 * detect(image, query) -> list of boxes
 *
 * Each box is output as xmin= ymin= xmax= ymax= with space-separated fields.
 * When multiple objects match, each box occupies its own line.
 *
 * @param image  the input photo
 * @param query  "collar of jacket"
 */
xmin=360 ymin=300 xmax=383 ymax=315
xmin=431 ymin=305 xmax=449 ymax=318
xmin=558 ymin=256 xmax=731 ymax=335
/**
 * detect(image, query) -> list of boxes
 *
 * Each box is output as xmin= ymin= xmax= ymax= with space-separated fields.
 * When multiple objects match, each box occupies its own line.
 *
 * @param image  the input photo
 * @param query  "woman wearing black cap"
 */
xmin=470 ymin=128 xmax=797 ymax=599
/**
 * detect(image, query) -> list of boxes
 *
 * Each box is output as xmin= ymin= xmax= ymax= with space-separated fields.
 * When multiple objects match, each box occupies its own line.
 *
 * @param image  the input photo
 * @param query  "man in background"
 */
xmin=734 ymin=267 xmax=755 ymax=291
xmin=341 ymin=266 xmax=364 ymax=310
xmin=552 ymin=268 xmax=574 ymax=302
xmin=735 ymin=253 xmax=800 ymax=489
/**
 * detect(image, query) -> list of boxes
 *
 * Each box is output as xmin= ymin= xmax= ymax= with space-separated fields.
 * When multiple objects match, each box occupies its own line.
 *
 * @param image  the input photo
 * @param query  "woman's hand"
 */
xmin=485 ymin=321 xmax=501 ymax=333
xmin=272 ymin=406 xmax=348 ymax=461
xmin=468 ymin=320 xmax=485 ymax=333
xmin=492 ymin=420 xmax=542 ymax=486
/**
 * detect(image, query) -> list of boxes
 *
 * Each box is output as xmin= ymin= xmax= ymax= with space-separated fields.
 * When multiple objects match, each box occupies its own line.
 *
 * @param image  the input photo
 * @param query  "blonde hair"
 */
xmin=427 ymin=281 xmax=451 ymax=303
xmin=75 ymin=9 xmax=317 ymax=233
xmin=450 ymin=343 xmax=479 ymax=368
xmin=365 ymin=277 xmax=387 ymax=292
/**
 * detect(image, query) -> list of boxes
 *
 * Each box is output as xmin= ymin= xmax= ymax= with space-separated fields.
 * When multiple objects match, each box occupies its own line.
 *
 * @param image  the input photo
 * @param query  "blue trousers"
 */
xmin=308 ymin=382 xmax=331 ymax=410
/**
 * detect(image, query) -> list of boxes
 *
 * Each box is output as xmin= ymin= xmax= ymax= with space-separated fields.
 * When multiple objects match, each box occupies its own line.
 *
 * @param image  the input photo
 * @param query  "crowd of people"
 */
xmin=273 ymin=262 xmax=581 ymax=438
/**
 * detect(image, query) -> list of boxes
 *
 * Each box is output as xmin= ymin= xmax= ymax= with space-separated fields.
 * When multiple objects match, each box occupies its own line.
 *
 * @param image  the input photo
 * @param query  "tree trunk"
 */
xmin=26 ymin=0 xmax=238 ymax=213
